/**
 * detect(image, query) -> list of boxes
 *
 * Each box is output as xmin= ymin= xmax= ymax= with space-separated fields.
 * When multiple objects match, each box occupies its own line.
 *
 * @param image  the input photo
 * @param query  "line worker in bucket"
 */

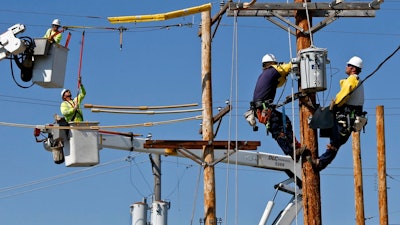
xmin=60 ymin=77 xmax=86 ymax=122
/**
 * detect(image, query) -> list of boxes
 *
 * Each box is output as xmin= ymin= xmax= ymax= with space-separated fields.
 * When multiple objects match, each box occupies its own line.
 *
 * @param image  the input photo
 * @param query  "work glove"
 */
xmin=244 ymin=109 xmax=256 ymax=127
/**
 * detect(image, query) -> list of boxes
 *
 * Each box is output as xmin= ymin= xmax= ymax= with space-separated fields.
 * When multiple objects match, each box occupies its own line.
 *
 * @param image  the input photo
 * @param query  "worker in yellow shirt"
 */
xmin=44 ymin=19 xmax=63 ymax=44
xmin=308 ymin=56 xmax=367 ymax=171
xmin=60 ymin=77 xmax=86 ymax=122
xmin=247 ymin=53 xmax=305 ymax=162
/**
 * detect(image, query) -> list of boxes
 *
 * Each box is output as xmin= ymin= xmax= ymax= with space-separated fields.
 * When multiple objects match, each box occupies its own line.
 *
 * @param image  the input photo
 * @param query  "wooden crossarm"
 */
xmin=144 ymin=140 xmax=260 ymax=150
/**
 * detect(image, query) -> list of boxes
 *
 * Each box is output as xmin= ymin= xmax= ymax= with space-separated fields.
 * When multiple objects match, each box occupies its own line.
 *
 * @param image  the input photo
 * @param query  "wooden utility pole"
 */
xmin=151 ymin=154 xmax=162 ymax=201
xmin=352 ymin=131 xmax=365 ymax=225
xmin=376 ymin=105 xmax=388 ymax=225
xmin=224 ymin=1 xmax=383 ymax=224
xmin=201 ymin=10 xmax=216 ymax=225
xmin=293 ymin=1 xmax=322 ymax=225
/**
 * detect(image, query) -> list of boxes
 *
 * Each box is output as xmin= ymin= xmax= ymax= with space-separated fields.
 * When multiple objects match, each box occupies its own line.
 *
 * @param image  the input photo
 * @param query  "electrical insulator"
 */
xmin=33 ymin=128 xmax=41 ymax=137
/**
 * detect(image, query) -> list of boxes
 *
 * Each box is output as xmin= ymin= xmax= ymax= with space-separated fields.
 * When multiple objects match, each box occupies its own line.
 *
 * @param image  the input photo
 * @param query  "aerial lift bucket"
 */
xmin=32 ymin=38 xmax=68 ymax=88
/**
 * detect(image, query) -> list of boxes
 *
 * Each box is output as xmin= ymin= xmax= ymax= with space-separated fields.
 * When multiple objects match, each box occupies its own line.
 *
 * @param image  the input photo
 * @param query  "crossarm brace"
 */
xmin=266 ymin=11 xmax=303 ymax=35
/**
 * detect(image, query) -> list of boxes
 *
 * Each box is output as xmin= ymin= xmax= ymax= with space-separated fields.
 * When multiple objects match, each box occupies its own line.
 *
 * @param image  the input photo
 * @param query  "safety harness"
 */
xmin=66 ymin=100 xmax=83 ymax=122
xmin=50 ymin=31 xmax=61 ymax=42
xmin=335 ymin=105 xmax=367 ymax=135
xmin=248 ymin=100 xmax=276 ymax=135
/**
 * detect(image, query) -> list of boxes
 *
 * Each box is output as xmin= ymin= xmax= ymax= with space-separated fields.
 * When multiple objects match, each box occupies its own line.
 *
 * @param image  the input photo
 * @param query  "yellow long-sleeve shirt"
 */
xmin=334 ymin=74 xmax=364 ymax=107
xmin=60 ymin=85 xmax=86 ymax=122
xmin=272 ymin=62 xmax=292 ymax=87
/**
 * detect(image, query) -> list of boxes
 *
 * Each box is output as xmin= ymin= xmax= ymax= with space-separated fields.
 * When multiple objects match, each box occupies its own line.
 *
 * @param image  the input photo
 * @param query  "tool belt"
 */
xmin=336 ymin=105 xmax=366 ymax=122
xmin=336 ymin=105 xmax=367 ymax=133
xmin=251 ymin=100 xmax=274 ymax=110
xmin=250 ymin=100 xmax=274 ymax=124
xmin=336 ymin=105 xmax=363 ymax=116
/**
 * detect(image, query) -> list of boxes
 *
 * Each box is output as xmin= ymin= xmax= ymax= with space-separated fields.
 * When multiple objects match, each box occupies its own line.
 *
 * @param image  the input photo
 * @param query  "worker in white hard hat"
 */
xmin=308 ymin=56 xmax=367 ymax=171
xmin=246 ymin=53 xmax=306 ymax=162
xmin=44 ymin=19 xmax=63 ymax=44
xmin=60 ymin=77 xmax=86 ymax=122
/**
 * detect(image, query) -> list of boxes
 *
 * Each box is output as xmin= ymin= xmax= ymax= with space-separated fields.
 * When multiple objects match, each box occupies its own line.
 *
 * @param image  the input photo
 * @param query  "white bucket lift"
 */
xmin=32 ymin=38 xmax=68 ymax=88
xmin=298 ymin=47 xmax=329 ymax=93
xmin=63 ymin=122 xmax=100 ymax=167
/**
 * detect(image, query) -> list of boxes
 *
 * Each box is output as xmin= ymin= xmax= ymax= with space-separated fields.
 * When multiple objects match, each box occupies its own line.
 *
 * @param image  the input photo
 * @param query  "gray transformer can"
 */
xmin=299 ymin=47 xmax=329 ymax=93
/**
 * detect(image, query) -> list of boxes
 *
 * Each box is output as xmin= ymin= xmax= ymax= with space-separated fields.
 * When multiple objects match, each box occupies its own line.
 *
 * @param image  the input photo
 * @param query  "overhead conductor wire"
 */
xmin=226 ymin=8 xmax=240 ymax=225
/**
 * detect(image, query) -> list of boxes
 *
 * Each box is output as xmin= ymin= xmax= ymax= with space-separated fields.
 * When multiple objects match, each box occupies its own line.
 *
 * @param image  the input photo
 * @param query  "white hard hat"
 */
xmin=52 ymin=19 xmax=61 ymax=26
xmin=262 ymin=54 xmax=277 ymax=63
xmin=61 ymin=89 xmax=69 ymax=99
xmin=347 ymin=56 xmax=363 ymax=69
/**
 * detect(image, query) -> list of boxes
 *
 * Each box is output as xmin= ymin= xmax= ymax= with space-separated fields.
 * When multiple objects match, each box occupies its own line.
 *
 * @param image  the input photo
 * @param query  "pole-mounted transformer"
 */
xmin=292 ymin=46 xmax=329 ymax=93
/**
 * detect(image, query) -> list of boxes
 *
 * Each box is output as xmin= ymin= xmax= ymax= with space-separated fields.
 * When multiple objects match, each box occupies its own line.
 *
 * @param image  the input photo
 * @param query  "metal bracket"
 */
xmin=176 ymin=147 xmax=204 ymax=165
xmin=308 ymin=11 xmax=340 ymax=34
xmin=265 ymin=10 xmax=302 ymax=36
xmin=265 ymin=9 xmax=341 ymax=36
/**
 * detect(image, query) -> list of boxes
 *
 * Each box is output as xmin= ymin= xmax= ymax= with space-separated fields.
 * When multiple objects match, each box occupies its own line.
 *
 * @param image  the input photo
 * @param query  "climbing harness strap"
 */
xmin=66 ymin=100 xmax=82 ymax=122
xmin=282 ymin=106 xmax=287 ymax=133
xmin=49 ymin=30 xmax=61 ymax=42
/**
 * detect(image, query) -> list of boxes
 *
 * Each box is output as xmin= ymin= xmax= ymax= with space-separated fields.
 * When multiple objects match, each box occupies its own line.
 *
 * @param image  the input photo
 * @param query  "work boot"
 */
xmin=326 ymin=144 xmax=338 ymax=151
xmin=306 ymin=155 xmax=319 ymax=170
xmin=292 ymin=146 xmax=307 ymax=162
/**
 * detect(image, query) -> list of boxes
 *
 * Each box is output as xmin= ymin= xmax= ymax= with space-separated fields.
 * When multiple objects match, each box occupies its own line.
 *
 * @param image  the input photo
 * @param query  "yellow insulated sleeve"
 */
xmin=164 ymin=3 xmax=212 ymax=20
xmin=108 ymin=14 xmax=165 ymax=23
xmin=108 ymin=3 xmax=212 ymax=23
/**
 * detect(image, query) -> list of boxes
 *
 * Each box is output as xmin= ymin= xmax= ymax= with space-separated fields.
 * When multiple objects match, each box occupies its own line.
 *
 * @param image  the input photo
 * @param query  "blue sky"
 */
xmin=0 ymin=0 xmax=399 ymax=225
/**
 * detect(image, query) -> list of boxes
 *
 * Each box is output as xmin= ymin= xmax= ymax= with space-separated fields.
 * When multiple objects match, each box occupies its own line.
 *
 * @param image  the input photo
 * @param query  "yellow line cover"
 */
xmin=108 ymin=3 xmax=212 ymax=23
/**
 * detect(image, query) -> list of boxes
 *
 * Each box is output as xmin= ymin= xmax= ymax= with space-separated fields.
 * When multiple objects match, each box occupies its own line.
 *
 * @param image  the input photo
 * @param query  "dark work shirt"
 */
xmin=253 ymin=67 xmax=281 ymax=102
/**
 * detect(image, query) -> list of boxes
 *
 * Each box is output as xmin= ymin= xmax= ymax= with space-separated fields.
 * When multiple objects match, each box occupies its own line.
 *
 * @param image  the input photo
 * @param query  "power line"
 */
xmin=0 ymin=156 xmax=151 ymax=199
xmin=0 ymin=9 xmax=105 ymax=19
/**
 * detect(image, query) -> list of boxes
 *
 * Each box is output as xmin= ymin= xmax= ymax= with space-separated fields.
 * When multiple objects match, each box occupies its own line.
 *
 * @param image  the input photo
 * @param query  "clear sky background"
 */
xmin=0 ymin=1 xmax=399 ymax=225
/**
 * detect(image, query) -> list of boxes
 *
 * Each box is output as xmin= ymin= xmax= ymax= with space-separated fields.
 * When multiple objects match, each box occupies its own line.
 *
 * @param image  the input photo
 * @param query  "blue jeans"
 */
xmin=318 ymin=119 xmax=351 ymax=170
xmin=267 ymin=109 xmax=298 ymax=157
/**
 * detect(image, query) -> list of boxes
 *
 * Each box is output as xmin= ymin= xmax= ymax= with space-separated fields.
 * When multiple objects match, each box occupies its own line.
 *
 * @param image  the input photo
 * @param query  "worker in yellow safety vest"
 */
xmin=60 ymin=78 xmax=86 ymax=122
xmin=44 ymin=19 xmax=63 ymax=44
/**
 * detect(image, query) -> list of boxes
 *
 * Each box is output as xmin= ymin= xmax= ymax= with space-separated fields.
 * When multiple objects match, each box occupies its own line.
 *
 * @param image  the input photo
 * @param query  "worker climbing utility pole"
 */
xmin=295 ymin=1 xmax=322 ymax=224
xmin=352 ymin=131 xmax=365 ymax=225
xmin=201 ymin=10 xmax=216 ymax=225
xmin=226 ymin=1 xmax=382 ymax=224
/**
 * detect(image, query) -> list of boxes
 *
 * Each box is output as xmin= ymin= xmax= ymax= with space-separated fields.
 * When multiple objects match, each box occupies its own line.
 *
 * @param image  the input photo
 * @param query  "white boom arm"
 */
xmin=0 ymin=24 xmax=26 ymax=60
xmin=101 ymin=133 xmax=302 ymax=182
xmin=35 ymin=124 xmax=303 ymax=225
